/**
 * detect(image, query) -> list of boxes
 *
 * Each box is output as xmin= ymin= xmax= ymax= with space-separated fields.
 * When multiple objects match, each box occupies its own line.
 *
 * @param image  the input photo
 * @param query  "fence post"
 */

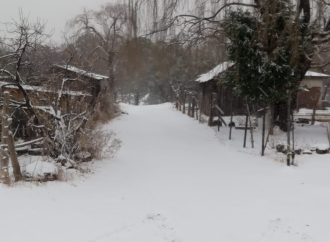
xmin=261 ymin=110 xmax=266 ymax=156
xmin=192 ymin=97 xmax=196 ymax=118
xmin=229 ymin=112 xmax=234 ymax=140
xmin=182 ymin=92 xmax=186 ymax=114
xmin=188 ymin=94 xmax=192 ymax=117
xmin=243 ymin=113 xmax=248 ymax=148
xmin=246 ymin=102 xmax=254 ymax=148
xmin=208 ymin=103 xmax=213 ymax=126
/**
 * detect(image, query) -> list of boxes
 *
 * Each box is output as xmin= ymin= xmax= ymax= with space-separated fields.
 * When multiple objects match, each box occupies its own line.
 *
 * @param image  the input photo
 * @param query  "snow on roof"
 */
xmin=304 ymin=70 xmax=330 ymax=78
xmin=54 ymin=64 xmax=109 ymax=81
xmin=195 ymin=61 xmax=234 ymax=83
xmin=0 ymin=81 xmax=91 ymax=96
xmin=195 ymin=62 xmax=330 ymax=83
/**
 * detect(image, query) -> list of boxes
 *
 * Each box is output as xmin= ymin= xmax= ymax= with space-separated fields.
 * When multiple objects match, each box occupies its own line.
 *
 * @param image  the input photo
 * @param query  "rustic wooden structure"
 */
xmin=195 ymin=62 xmax=246 ymax=118
xmin=0 ymin=65 xmax=109 ymax=140
xmin=196 ymin=63 xmax=330 ymax=116
xmin=51 ymin=64 xmax=108 ymax=97
xmin=176 ymin=63 xmax=328 ymax=157
xmin=296 ymin=70 xmax=330 ymax=109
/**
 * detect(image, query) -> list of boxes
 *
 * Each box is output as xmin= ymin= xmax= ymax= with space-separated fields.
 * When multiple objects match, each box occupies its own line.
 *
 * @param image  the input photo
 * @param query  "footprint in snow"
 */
xmin=143 ymin=213 xmax=181 ymax=242
xmin=88 ymin=213 xmax=181 ymax=242
xmin=258 ymin=218 xmax=315 ymax=242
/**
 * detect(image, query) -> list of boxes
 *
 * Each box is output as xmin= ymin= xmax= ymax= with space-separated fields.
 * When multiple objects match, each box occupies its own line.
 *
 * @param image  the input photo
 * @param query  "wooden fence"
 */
xmin=174 ymin=89 xmax=260 ymax=154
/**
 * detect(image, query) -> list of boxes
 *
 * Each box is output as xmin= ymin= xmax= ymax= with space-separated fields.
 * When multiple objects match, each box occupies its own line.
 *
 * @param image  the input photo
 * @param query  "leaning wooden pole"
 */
xmin=261 ymin=109 xmax=266 ymax=156
xmin=243 ymin=113 xmax=248 ymax=148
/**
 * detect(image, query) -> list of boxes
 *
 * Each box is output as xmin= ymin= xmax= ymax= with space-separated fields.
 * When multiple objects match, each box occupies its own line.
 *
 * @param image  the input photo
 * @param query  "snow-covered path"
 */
xmin=1 ymin=103 xmax=330 ymax=242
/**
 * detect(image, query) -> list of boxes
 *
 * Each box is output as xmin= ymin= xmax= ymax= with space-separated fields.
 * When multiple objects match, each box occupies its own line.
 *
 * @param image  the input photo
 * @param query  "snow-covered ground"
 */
xmin=1 ymin=103 xmax=330 ymax=242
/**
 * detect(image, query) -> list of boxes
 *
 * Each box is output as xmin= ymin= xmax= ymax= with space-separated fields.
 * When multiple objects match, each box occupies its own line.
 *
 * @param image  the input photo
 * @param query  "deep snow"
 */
xmin=1 ymin=103 xmax=330 ymax=242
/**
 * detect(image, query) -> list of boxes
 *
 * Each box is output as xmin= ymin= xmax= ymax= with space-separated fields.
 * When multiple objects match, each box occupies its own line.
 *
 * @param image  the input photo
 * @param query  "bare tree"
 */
xmin=0 ymin=14 xmax=50 ymax=183
xmin=0 ymin=12 xmax=48 ymax=116
xmin=70 ymin=3 xmax=128 ymax=95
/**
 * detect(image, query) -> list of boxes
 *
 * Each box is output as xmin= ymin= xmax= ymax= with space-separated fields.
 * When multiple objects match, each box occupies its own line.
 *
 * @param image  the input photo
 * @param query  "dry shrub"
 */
xmin=77 ymin=127 xmax=111 ymax=160
xmin=91 ymin=91 xmax=120 ymax=124
xmin=26 ymin=89 xmax=119 ymax=165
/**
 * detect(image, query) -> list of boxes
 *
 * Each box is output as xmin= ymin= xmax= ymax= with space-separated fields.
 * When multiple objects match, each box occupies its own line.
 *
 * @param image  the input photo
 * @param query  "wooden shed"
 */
xmin=51 ymin=64 xmax=109 ymax=98
xmin=196 ymin=62 xmax=330 ymax=117
xmin=0 ymin=65 xmax=109 ymax=139
xmin=195 ymin=61 xmax=245 ymax=117
xmin=296 ymin=70 xmax=330 ymax=109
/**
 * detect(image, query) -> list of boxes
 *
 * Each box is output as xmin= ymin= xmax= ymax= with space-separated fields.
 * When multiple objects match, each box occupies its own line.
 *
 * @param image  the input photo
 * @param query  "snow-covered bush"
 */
xmin=23 ymin=160 xmax=59 ymax=182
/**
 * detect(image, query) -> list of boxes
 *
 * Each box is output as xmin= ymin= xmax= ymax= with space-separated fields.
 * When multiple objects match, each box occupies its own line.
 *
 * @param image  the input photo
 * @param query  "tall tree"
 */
xmin=71 ymin=3 xmax=128 ymax=93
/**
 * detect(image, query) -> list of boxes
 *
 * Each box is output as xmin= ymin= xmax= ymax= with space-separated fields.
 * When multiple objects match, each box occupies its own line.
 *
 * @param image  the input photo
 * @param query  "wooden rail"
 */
xmin=214 ymin=104 xmax=227 ymax=127
xmin=175 ymin=91 xmax=201 ymax=122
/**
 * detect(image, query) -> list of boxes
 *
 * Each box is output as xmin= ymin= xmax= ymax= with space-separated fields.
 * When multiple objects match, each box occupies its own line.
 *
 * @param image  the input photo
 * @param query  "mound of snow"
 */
xmin=23 ymin=161 xmax=58 ymax=181
xmin=314 ymin=143 xmax=330 ymax=150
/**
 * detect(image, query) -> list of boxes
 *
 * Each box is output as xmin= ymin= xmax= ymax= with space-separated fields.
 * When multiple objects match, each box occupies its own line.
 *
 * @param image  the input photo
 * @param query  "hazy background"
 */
xmin=0 ymin=0 xmax=116 ymax=44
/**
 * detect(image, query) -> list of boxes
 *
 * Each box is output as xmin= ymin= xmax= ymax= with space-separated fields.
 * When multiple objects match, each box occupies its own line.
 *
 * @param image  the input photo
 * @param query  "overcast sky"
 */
xmin=0 ymin=0 xmax=116 ymax=44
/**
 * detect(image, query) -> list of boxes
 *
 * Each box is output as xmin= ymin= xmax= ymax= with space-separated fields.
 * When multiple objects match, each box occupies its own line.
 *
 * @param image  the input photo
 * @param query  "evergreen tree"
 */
xmin=223 ymin=0 xmax=312 ymax=130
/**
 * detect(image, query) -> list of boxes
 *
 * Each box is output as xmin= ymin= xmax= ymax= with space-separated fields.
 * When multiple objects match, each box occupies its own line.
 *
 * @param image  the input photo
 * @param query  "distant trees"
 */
xmin=66 ymin=1 xmax=221 ymax=105
xmin=65 ymin=0 xmax=330 ymax=108
xmin=165 ymin=0 xmax=330 ymax=128
xmin=0 ymin=13 xmax=48 ymax=126
xmin=70 ymin=3 xmax=128 ymax=93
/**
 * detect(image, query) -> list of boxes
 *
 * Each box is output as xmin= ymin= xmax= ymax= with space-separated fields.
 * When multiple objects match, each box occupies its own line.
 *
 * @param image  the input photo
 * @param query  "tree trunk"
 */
xmin=8 ymin=132 xmax=22 ymax=181
xmin=0 ymin=91 xmax=10 ymax=184
xmin=274 ymin=100 xmax=288 ymax=131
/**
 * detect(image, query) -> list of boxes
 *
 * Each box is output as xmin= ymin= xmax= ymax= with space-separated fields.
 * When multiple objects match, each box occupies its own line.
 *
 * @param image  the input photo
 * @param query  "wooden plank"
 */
xmin=217 ymin=114 xmax=227 ymax=127
xmin=0 ymin=137 xmax=44 ymax=149
xmin=214 ymin=104 xmax=225 ymax=115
